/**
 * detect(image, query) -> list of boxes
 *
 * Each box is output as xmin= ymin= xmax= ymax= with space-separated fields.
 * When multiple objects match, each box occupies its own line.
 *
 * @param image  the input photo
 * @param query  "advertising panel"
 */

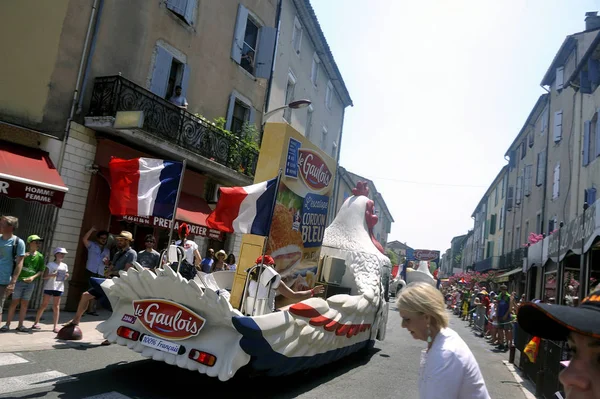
xmin=230 ymin=123 xmax=337 ymax=309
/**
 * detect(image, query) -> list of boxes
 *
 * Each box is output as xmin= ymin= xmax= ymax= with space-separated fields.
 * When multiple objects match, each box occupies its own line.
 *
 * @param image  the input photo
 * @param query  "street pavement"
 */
xmin=0 ymin=303 xmax=534 ymax=398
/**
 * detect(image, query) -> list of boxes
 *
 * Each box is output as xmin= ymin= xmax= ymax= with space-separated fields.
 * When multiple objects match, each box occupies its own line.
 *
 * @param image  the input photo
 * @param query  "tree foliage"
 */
xmin=386 ymin=249 xmax=399 ymax=265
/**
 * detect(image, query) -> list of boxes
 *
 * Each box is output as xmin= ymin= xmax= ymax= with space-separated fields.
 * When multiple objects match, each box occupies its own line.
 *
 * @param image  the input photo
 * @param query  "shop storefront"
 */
xmin=65 ymin=137 xmax=227 ymax=310
xmin=0 ymin=140 xmax=68 ymax=308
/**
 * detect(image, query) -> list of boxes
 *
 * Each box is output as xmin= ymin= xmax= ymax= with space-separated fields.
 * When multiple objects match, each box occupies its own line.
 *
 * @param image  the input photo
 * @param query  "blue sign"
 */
xmin=301 ymin=193 xmax=329 ymax=248
xmin=285 ymin=137 xmax=302 ymax=178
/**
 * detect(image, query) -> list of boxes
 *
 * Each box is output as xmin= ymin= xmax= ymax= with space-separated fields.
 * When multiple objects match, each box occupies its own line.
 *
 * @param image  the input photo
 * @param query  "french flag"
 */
xmin=109 ymin=157 xmax=183 ymax=219
xmin=206 ymin=177 xmax=278 ymax=236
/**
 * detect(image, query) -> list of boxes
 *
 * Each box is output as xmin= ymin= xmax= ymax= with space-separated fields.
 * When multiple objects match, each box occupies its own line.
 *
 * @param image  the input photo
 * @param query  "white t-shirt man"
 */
xmin=418 ymin=328 xmax=490 ymax=399
xmin=175 ymin=239 xmax=198 ymax=265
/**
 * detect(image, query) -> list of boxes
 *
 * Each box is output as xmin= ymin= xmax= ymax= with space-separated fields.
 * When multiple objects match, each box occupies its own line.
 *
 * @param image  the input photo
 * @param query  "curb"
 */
xmin=502 ymin=360 xmax=538 ymax=399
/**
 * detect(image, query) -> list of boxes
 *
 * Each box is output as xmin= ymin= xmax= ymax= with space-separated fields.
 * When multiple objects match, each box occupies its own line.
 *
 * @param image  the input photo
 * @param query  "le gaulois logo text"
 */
xmin=132 ymin=299 xmax=205 ymax=341
xmin=298 ymin=149 xmax=332 ymax=190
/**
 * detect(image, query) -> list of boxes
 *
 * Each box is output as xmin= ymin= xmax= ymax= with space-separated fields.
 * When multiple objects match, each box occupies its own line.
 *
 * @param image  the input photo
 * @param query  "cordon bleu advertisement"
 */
xmin=242 ymin=123 xmax=337 ymax=308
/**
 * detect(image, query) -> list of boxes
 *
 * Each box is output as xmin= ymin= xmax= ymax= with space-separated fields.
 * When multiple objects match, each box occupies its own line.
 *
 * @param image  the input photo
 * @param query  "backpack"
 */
xmin=170 ymin=244 xmax=196 ymax=280
xmin=12 ymin=236 xmax=24 ymax=274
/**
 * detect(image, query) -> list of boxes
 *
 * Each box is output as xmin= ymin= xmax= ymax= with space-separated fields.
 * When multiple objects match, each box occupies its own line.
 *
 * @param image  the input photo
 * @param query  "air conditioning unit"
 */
xmin=206 ymin=182 xmax=222 ymax=203
xmin=320 ymin=256 xmax=346 ymax=285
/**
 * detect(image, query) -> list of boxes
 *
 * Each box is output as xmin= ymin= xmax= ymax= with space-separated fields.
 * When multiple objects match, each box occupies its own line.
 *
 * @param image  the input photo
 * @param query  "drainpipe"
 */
xmin=57 ymin=0 xmax=102 ymax=171
xmin=76 ymin=0 xmax=104 ymax=116
xmin=541 ymin=88 xmax=551 ymax=235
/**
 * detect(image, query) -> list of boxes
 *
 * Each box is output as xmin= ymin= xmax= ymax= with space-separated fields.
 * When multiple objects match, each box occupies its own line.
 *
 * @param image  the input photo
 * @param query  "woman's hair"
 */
xmin=227 ymin=254 xmax=236 ymax=264
xmin=396 ymin=282 xmax=449 ymax=329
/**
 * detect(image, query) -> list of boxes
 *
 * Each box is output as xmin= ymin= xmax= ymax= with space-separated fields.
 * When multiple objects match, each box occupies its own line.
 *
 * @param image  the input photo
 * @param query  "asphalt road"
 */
xmin=0 ymin=303 xmax=529 ymax=398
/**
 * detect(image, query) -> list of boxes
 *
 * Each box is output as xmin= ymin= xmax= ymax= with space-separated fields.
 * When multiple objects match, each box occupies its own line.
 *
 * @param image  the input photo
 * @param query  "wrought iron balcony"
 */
xmin=87 ymin=75 xmax=258 ymax=177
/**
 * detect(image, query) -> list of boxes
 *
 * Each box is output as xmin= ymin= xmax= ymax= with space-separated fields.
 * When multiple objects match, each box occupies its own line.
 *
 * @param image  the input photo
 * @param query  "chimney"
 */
xmin=585 ymin=11 xmax=600 ymax=31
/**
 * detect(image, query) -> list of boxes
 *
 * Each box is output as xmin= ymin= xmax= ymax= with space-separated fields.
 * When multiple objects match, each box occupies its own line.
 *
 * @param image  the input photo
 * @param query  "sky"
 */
xmin=311 ymin=0 xmax=599 ymax=252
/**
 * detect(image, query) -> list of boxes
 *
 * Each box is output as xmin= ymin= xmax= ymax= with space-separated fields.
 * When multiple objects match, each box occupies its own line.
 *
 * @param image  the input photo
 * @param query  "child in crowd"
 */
xmin=0 ymin=235 xmax=46 ymax=332
xmin=31 ymin=248 xmax=70 ymax=333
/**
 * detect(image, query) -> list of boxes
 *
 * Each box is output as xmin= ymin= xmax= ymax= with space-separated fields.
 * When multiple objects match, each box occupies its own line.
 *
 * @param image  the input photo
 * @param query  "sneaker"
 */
xmin=0 ymin=324 xmax=9 ymax=332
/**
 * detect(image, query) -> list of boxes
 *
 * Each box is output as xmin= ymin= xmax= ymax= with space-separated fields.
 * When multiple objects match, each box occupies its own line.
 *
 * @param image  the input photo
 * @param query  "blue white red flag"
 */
xmin=109 ymin=157 xmax=183 ymax=219
xmin=206 ymin=177 xmax=278 ymax=236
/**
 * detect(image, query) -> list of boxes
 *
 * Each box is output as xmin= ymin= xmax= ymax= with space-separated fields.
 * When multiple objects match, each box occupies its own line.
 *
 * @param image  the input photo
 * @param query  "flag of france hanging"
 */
xmin=109 ymin=157 xmax=183 ymax=219
xmin=206 ymin=177 xmax=278 ymax=236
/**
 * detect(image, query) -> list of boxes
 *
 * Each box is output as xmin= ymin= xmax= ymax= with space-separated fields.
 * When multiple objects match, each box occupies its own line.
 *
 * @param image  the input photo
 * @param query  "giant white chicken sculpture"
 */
xmin=93 ymin=181 xmax=391 ymax=381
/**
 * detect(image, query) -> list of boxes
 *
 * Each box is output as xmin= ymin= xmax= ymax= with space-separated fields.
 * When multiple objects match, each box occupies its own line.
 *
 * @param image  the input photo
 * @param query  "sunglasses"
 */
xmin=145 ymin=240 xmax=155 ymax=243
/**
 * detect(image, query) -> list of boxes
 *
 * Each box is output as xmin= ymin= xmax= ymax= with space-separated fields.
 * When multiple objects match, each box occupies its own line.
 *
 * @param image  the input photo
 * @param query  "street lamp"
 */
xmin=263 ymin=99 xmax=311 ymax=122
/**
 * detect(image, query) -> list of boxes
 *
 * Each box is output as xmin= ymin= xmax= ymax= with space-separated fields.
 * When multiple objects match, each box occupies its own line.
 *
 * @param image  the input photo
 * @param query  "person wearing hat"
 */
xmin=518 ymin=288 xmax=600 ymax=398
xmin=105 ymin=231 xmax=137 ymax=277
xmin=31 ymin=247 xmax=69 ymax=333
xmin=211 ymin=250 xmax=229 ymax=272
xmin=174 ymin=223 xmax=202 ymax=270
xmin=0 ymin=235 xmax=46 ymax=332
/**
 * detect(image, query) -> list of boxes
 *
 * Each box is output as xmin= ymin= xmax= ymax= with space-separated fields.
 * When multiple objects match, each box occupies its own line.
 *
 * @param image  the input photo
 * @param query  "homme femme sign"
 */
xmin=0 ymin=179 xmax=66 ymax=207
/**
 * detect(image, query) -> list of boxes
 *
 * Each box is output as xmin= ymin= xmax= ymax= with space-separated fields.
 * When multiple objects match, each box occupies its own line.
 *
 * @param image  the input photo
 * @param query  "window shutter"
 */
xmin=588 ymin=188 xmax=597 ymax=205
xmin=589 ymin=57 xmax=600 ymax=85
xmin=506 ymin=187 xmax=514 ymax=211
xmin=524 ymin=165 xmax=532 ymax=196
xmin=583 ymin=120 xmax=591 ymax=166
xmin=180 ymin=64 xmax=191 ymax=99
xmin=499 ymin=207 xmax=504 ymax=229
xmin=254 ymin=26 xmax=277 ymax=79
xmin=225 ymin=93 xmax=236 ymax=131
xmin=231 ymin=4 xmax=249 ymax=64
xmin=528 ymin=132 xmax=534 ymax=148
xmin=509 ymin=149 xmax=516 ymax=169
xmin=516 ymin=175 xmax=523 ymax=204
xmin=150 ymin=46 xmax=173 ymax=98
xmin=553 ymin=163 xmax=560 ymax=199
xmin=166 ymin=0 xmax=187 ymax=19
xmin=556 ymin=66 xmax=564 ymax=90
xmin=248 ymin=107 xmax=256 ymax=126
xmin=184 ymin=0 xmax=195 ymax=25
xmin=581 ymin=69 xmax=592 ymax=94
xmin=541 ymin=106 xmax=548 ymax=133
xmin=596 ymin=111 xmax=600 ymax=158
xmin=554 ymin=111 xmax=563 ymax=142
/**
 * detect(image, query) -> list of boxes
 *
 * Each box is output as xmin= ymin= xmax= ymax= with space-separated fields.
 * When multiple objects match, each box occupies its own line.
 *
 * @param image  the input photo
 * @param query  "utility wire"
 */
xmin=362 ymin=175 xmax=487 ymax=189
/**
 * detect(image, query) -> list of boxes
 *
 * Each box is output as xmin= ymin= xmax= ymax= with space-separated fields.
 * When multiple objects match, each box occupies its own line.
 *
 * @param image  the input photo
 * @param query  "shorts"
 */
xmin=500 ymin=321 xmax=512 ymax=331
xmin=44 ymin=290 xmax=63 ymax=297
xmin=85 ymin=269 xmax=103 ymax=289
xmin=13 ymin=280 xmax=36 ymax=301
xmin=88 ymin=277 xmax=112 ymax=312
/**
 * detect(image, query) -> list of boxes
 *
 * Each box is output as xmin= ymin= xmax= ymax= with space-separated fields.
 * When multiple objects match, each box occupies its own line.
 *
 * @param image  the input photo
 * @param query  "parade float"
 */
xmin=391 ymin=250 xmax=440 ymax=296
xmin=94 ymin=123 xmax=391 ymax=381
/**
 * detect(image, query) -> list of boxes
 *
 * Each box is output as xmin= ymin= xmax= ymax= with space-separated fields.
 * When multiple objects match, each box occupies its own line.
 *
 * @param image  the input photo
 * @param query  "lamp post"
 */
xmin=262 ymin=99 xmax=311 ymax=122
xmin=579 ymin=202 xmax=590 ymax=300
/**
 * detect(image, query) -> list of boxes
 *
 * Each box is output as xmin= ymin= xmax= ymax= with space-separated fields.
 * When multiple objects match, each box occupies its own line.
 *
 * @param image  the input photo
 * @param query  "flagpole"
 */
xmin=167 ymin=159 xmax=187 ymax=247
xmin=252 ymin=168 xmax=283 ymax=315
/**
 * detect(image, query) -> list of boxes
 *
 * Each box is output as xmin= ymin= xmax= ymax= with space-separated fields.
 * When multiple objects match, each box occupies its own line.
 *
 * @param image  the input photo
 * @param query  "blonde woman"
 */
xmin=396 ymin=283 xmax=490 ymax=399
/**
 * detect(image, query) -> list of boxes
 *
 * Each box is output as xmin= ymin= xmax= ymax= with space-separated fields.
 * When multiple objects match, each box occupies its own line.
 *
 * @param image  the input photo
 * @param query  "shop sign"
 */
xmin=414 ymin=250 xmax=440 ymax=262
xmin=548 ymin=202 xmax=598 ymax=261
xmin=133 ymin=299 xmax=205 ymax=341
xmin=121 ymin=215 xmax=223 ymax=241
xmin=0 ymin=179 xmax=66 ymax=207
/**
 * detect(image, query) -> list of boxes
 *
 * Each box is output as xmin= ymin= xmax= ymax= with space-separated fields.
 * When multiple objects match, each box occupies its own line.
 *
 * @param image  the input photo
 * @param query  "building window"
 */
xmin=150 ymin=45 xmax=190 ymax=100
xmin=552 ymin=162 xmax=560 ymax=199
xmin=325 ymin=81 xmax=333 ymax=110
xmin=305 ymin=105 xmax=313 ymax=138
xmin=536 ymin=212 xmax=542 ymax=234
xmin=225 ymin=91 xmax=255 ymax=134
xmin=516 ymin=175 xmax=523 ymax=205
xmin=166 ymin=0 xmax=196 ymax=26
xmin=536 ymin=150 xmax=546 ymax=186
xmin=524 ymin=164 xmax=533 ymax=196
xmin=283 ymin=71 xmax=297 ymax=123
xmin=320 ymin=126 xmax=328 ymax=151
xmin=583 ymin=113 xmax=600 ymax=167
xmin=231 ymin=5 xmax=276 ymax=79
xmin=311 ymin=54 xmax=320 ymax=86
xmin=553 ymin=110 xmax=563 ymax=142
xmin=499 ymin=207 xmax=504 ymax=230
xmin=556 ymin=66 xmax=564 ymax=90
xmin=292 ymin=17 xmax=303 ymax=55
xmin=494 ymin=187 xmax=498 ymax=207
xmin=540 ymin=105 xmax=548 ymax=134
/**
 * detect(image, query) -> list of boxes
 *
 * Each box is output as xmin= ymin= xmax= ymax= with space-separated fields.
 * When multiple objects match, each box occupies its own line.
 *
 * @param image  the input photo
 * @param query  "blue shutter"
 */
xmin=184 ymin=0 xmax=195 ymax=25
xmin=150 ymin=46 xmax=173 ymax=98
xmin=166 ymin=0 xmax=186 ymax=16
xmin=583 ymin=120 xmax=591 ymax=166
xmin=596 ymin=111 xmax=600 ymax=158
xmin=225 ymin=93 xmax=236 ymax=131
xmin=255 ymin=26 xmax=277 ymax=79
xmin=231 ymin=4 xmax=249 ymax=64
xmin=581 ymin=69 xmax=592 ymax=94
xmin=588 ymin=188 xmax=597 ymax=205
xmin=180 ymin=64 xmax=191 ymax=99
xmin=589 ymin=57 xmax=600 ymax=85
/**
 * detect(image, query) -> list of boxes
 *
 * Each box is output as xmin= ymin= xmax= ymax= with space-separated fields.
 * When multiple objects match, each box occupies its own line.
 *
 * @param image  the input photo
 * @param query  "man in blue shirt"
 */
xmin=0 ymin=216 xmax=26 ymax=327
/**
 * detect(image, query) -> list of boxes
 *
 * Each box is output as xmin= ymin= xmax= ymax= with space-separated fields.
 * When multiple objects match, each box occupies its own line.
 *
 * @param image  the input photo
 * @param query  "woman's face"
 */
xmin=560 ymin=332 xmax=600 ymax=399
xmin=217 ymin=254 xmax=225 ymax=262
xmin=55 ymin=253 xmax=65 ymax=262
xmin=399 ymin=309 xmax=430 ymax=341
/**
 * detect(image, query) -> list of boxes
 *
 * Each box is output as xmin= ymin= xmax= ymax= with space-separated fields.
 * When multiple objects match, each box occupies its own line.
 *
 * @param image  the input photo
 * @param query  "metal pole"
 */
xmin=167 ymin=159 xmax=186 ymax=247
xmin=557 ymin=221 xmax=564 ymax=305
xmin=579 ymin=202 xmax=589 ymax=300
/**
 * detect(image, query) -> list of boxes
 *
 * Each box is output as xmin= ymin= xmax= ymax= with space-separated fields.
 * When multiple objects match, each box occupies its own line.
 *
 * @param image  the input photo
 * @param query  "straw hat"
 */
xmin=116 ymin=231 xmax=133 ymax=241
xmin=216 ymin=249 xmax=227 ymax=258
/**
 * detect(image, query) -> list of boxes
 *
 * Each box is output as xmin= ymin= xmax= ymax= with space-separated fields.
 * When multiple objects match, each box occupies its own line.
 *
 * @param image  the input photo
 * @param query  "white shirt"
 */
xmin=169 ymin=95 xmax=188 ymax=107
xmin=419 ymin=328 xmax=490 ymax=399
xmin=44 ymin=262 xmax=69 ymax=292
xmin=175 ymin=240 xmax=198 ymax=265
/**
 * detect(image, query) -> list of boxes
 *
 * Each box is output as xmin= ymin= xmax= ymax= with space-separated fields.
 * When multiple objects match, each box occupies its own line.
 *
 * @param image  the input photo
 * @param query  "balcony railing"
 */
xmin=88 ymin=75 xmax=258 ymax=177
xmin=501 ymin=247 xmax=528 ymax=270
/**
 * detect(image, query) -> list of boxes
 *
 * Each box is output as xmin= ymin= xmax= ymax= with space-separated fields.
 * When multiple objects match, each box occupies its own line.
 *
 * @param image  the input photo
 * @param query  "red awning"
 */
xmin=120 ymin=193 xmax=223 ymax=240
xmin=0 ymin=141 xmax=68 ymax=207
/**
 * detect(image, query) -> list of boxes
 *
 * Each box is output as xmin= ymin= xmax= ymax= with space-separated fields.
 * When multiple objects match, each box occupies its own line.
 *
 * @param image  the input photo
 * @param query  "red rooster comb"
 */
xmin=352 ymin=181 xmax=370 ymax=197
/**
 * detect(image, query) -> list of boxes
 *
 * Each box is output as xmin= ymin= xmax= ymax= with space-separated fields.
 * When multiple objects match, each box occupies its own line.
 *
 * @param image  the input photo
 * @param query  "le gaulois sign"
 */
xmin=298 ymin=149 xmax=332 ymax=190
xmin=414 ymin=250 xmax=440 ymax=262
xmin=133 ymin=299 xmax=205 ymax=341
